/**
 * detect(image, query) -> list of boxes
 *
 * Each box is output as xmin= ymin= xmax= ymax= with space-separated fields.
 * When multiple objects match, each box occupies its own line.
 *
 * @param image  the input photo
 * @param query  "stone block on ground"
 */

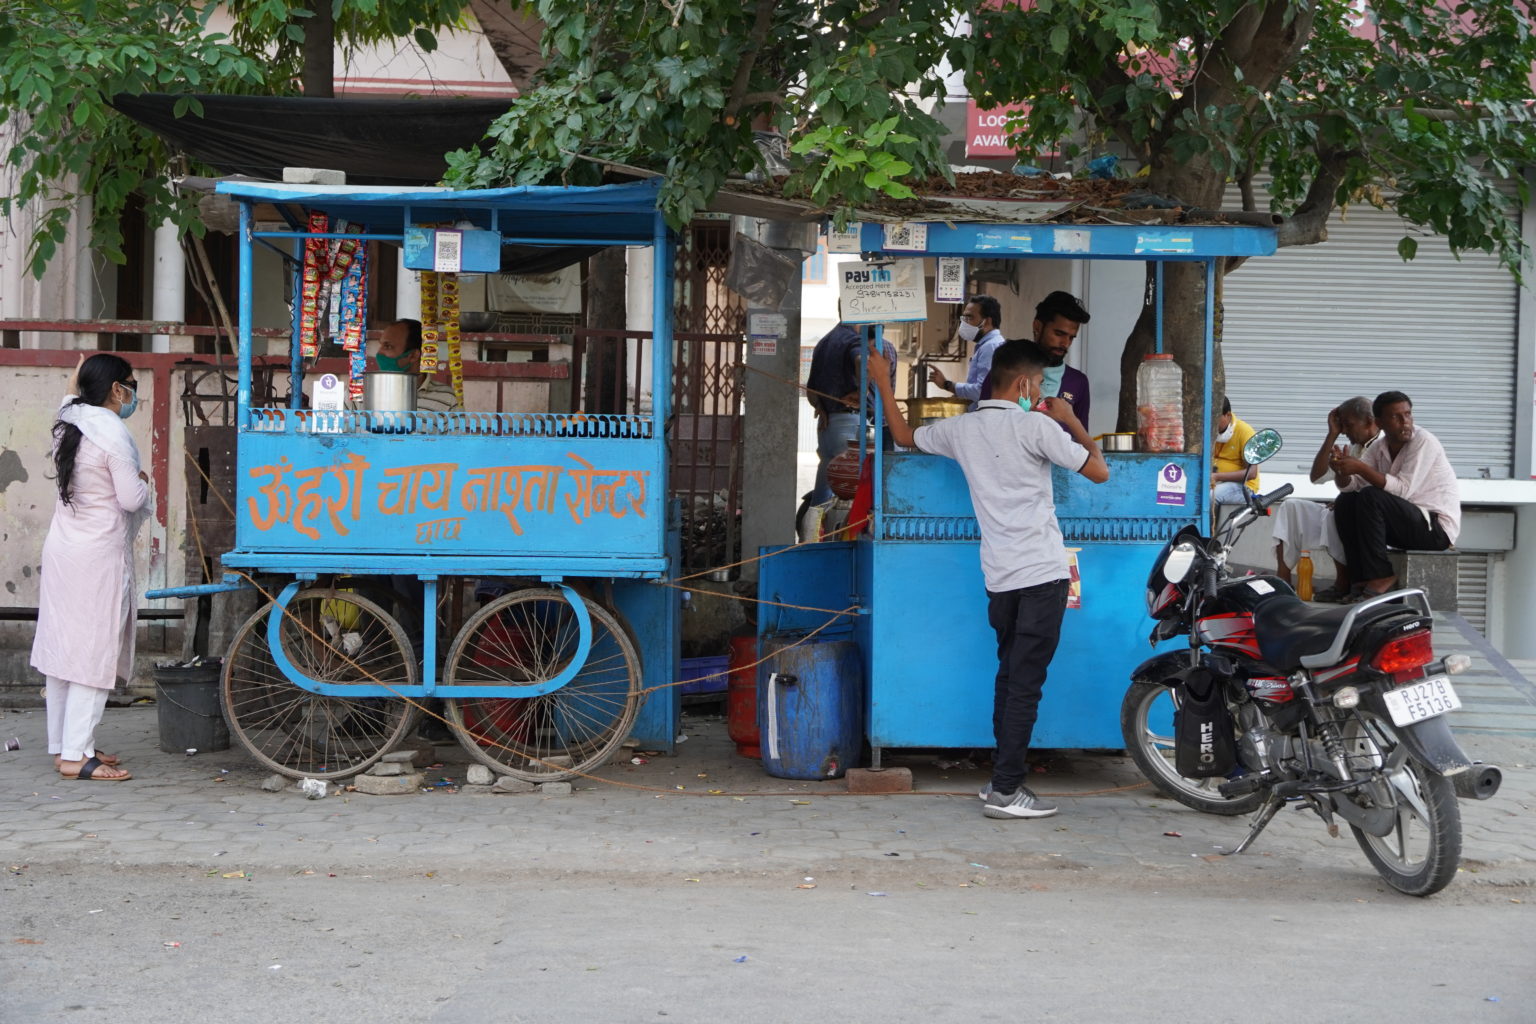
xmin=368 ymin=761 xmax=407 ymax=776
xmin=465 ymin=764 xmax=495 ymax=786
xmin=845 ymin=767 xmax=913 ymax=794
xmin=352 ymin=771 xmax=423 ymax=795
xmin=382 ymin=740 xmax=437 ymax=766
xmin=492 ymin=776 xmax=536 ymax=795
xmin=259 ymin=774 xmax=288 ymax=792
xmin=538 ymin=781 xmax=573 ymax=797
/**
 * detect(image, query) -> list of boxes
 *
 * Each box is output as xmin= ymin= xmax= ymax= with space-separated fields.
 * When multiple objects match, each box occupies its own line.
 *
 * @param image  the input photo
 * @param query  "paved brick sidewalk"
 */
xmin=2 ymin=700 xmax=1531 ymax=891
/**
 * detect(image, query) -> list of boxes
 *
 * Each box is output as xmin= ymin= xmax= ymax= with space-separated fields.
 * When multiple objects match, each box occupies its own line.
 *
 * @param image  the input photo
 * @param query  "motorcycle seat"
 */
xmin=1251 ymin=595 xmax=1410 ymax=672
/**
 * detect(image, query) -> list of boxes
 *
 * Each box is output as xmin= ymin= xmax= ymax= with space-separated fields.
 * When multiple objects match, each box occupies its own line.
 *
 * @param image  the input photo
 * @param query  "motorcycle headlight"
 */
xmin=1163 ymin=542 xmax=1197 ymax=585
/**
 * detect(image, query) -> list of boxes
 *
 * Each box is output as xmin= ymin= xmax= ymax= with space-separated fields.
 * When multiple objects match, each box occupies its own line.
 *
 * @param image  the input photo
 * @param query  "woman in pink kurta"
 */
xmin=31 ymin=354 xmax=148 ymax=781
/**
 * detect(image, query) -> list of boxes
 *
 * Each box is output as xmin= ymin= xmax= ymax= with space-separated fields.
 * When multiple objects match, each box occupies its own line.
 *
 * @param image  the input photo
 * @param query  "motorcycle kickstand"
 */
xmin=1221 ymin=795 xmax=1284 ymax=856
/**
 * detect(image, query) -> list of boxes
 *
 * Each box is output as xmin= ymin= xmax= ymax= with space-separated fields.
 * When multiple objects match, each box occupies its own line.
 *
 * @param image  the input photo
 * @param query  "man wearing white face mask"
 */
xmin=927 ymin=294 xmax=1003 ymax=410
xmin=1211 ymin=394 xmax=1259 ymax=504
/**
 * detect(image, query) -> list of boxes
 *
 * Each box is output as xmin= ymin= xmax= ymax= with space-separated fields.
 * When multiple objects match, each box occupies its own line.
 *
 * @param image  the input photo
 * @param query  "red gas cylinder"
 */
xmin=726 ymin=633 xmax=760 ymax=758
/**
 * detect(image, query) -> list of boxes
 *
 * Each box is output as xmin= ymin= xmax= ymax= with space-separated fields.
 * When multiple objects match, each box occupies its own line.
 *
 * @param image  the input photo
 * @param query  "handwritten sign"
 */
xmin=245 ymin=451 xmax=649 ymax=543
xmin=837 ymin=259 xmax=925 ymax=323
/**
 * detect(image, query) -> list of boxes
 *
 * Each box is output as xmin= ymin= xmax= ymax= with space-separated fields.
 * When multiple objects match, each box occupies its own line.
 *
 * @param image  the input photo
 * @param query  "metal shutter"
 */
xmin=1220 ymin=186 xmax=1520 ymax=478
xmin=1456 ymin=551 xmax=1493 ymax=636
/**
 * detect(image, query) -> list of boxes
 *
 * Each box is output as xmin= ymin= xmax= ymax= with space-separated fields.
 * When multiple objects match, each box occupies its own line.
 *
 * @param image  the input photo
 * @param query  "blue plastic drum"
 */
xmin=758 ymin=636 xmax=865 ymax=780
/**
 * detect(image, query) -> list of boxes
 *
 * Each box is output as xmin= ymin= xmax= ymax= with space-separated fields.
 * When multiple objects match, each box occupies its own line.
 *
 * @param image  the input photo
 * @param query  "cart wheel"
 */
xmin=223 ymin=588 xmax=419 ymax=779
xmin=442 ymin=588 xmax=641 ymax=782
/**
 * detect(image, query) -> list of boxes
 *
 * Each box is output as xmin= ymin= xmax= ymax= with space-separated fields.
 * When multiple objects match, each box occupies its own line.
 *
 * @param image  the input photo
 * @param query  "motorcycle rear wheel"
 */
xmin=1343 ymin=713 xmax=1462 ymax=897
xmin=1119 ymin=680 xmax=1264 ymax=816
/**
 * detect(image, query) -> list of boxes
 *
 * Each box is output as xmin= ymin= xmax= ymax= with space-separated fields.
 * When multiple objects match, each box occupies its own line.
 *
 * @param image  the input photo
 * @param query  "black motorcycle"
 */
xmin=1120 ymin=429 xmax=1501 ymax=896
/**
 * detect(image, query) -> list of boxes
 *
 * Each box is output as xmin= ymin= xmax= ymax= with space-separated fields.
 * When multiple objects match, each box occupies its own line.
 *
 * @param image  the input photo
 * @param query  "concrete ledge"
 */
xmin=1388 ymin=549 xmax=1458 ymax=611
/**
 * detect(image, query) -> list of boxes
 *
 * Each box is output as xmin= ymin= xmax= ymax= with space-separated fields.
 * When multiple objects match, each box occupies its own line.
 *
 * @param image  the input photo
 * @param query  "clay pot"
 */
xmin=826 ymin=439 xmax=864 ymax=500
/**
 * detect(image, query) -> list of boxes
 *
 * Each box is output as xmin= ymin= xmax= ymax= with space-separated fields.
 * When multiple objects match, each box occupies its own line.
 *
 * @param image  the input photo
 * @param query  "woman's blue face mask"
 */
xmin=115 ymin=381 xmax=138 ymax=420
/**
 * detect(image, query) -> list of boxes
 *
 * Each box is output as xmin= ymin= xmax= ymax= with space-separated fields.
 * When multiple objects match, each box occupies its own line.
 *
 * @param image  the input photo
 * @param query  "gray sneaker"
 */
xmin=977 ymin=782 xmax=992 ymax=801
xmin=982 ymin=787 xmax=1058 ymax=819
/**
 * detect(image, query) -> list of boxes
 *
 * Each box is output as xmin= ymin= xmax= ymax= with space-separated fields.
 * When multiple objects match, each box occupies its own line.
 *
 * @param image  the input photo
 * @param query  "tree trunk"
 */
xmin=1115 ymin=160 xmax=1231 ymax=449
xmin=1115 ymin=260 xmax=1223 ymax=457
xmin=584 ymin=246 xmax=628 ymax=414
xmin=301 ymin=1 xmax=335 ymax=98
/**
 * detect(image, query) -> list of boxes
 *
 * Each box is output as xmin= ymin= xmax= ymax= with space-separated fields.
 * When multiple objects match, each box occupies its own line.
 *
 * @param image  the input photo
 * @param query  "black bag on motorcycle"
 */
xmin=1174 ymin=669 xmax=1238 ymax=778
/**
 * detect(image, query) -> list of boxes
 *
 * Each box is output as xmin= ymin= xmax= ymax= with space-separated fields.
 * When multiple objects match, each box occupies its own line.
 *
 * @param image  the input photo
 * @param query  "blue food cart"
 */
xmin=153 ymin=179 xmax=682 ymax=781
xmin=758 ymin=219 xmax=1278 ymax=767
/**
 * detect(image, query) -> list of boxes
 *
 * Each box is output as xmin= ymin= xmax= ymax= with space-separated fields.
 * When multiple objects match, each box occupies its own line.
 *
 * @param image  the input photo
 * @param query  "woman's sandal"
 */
xmin=1341 ymin=587 xmax=1392 ymax=605
xmin=60 ymin=756 xmax=132 ymax=782
xmin=55 ymin=752 xmax=119 ymax=769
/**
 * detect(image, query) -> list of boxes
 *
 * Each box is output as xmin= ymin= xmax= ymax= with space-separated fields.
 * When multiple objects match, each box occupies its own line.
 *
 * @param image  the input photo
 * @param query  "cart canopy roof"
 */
xmin=216 ymin=178 xmax=673 ymax=246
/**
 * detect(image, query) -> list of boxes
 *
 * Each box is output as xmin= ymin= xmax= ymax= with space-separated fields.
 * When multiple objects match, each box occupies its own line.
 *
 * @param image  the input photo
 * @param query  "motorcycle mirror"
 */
xmin=1163 ymin=541 xmax=1198 ymax=584
xmin=1243 ymin=428 xmax=1283 ymax=466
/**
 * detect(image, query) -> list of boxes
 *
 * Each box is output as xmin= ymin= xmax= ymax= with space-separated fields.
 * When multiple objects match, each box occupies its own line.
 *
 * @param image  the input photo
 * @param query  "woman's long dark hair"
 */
xmin=52 ymin=354 xmax=133 ymax=507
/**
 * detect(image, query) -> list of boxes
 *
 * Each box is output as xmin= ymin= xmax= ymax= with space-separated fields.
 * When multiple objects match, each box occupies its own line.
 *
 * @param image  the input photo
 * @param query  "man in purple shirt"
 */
xmin=1032 ymin=290 xmax=1091 ymax=428
xmin=976 ymin=290 xmax=1092 ymax=428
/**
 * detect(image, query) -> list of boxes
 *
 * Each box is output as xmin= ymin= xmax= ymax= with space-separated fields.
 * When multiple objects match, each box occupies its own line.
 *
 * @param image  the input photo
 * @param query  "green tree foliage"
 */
xmin=0 ymin=1 xmax=469 ymax=278
xmin=961 ymin=0 xmax=1535 ymax=276
xmin=0 ymin=3 xmax=267 ymax=277
xmin=444 ymin=0 xmax=959 ymax=227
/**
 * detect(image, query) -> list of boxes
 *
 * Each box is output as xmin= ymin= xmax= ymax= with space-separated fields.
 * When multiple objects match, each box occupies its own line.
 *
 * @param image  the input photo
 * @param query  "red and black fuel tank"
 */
xmin=1195 ymin=575 xmax=1298 ymax=656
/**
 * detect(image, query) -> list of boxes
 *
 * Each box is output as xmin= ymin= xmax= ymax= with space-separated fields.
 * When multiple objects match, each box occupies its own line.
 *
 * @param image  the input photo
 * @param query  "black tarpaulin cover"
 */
xmin=111 ymin=94 xmax=510 ymax=186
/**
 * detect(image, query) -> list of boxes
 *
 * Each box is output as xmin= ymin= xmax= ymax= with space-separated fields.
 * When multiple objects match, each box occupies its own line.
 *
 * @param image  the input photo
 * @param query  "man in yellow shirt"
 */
xmin=1211 ymin=395 xmax=1259 ymax=504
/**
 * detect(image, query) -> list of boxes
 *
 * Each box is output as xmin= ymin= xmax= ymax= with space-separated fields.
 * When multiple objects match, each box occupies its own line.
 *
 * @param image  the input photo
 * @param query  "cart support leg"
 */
xmin=420 ymin=576 xmax=438 ymax=695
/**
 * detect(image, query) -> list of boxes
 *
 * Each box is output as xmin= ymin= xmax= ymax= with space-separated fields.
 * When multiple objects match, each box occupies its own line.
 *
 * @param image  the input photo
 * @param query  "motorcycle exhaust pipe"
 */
xmin=1452 ymin=762 xmax=1502 ymax=801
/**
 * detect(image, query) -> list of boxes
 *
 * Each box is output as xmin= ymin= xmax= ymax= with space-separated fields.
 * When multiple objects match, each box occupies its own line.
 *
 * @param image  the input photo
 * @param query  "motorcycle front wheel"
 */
xmin=1342 ymin=712 xmax=1462 ymax=897
xmin=1119 ymin=680 xmax=1264 ymax=816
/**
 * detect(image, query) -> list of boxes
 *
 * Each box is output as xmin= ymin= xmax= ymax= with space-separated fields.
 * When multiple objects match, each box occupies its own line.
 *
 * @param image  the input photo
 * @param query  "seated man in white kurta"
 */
xmin=1271 ymin=396 xmax=1381 ymax=601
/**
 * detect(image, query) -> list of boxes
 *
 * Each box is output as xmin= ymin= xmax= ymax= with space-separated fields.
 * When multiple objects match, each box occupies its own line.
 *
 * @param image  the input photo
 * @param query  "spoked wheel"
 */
xmin=1119 ymin=680 xmax=1264 ymax=815
xmin=442 ymin=588 xmax=641 ymax=782
xmin=1341 ymin=711 xmax=1462 ymax=896
xmin=223 ymin=588 xmax=418 ymax=779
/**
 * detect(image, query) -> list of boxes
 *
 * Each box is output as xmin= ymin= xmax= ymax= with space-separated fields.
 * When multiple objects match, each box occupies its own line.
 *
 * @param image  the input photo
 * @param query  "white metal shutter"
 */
xmin=1456 ymin=551 xmax=1492 ymax=635
xmin=1220 ymin=186 xmax=1521 ymax=478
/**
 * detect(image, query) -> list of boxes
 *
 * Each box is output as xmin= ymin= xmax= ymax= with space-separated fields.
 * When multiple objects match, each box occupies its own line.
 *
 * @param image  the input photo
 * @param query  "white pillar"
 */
xmin=151 ymin=218 xmax=184 ymax=353
xmin=396 ymin=248 xmax=421 ymax=321
xmin=73 ymin=194 xmax=95 ymax=320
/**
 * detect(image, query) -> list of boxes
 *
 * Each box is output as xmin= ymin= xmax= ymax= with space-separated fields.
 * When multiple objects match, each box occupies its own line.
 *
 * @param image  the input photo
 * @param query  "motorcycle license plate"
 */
xmin=1382 ymin=675 xmax=1461 ymax=727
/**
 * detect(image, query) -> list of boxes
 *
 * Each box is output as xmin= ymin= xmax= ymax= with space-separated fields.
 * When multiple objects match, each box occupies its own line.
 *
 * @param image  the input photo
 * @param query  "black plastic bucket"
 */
xmin=154 ymin=663 xmax=229 ymax=754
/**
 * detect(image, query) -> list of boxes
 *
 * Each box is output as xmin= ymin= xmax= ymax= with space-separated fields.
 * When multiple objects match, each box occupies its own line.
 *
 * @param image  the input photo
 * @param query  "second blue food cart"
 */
xmin=758 ymin=217 xmax=1278 ymax=766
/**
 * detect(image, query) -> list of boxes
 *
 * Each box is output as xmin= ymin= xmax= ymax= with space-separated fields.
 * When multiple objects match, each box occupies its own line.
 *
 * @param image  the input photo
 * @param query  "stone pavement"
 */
xmin=2 ymin=632 xmax=1533 ymax=894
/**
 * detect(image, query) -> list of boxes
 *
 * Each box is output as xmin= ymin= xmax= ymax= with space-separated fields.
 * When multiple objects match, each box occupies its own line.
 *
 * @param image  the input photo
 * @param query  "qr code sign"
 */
xmin=883 ymin=222 xmax=928 ymax=251
xmin=940 ymin=260 xmax=962 ymax=285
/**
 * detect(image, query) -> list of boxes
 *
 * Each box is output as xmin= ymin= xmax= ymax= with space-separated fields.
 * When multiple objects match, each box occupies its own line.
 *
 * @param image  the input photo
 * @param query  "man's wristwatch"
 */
xmin=943 ymin=380 xmax=955 ymax=393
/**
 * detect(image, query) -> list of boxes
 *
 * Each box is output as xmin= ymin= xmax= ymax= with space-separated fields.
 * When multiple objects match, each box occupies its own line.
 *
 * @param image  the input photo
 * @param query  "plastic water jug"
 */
xmin=1136 ymin=354 xmax=1184 ymax=453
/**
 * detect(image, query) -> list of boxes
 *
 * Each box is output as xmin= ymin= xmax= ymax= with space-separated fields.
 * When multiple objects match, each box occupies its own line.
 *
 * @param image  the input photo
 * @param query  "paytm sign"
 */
xmin=965 ymin=100 xmax=1031 ymax=159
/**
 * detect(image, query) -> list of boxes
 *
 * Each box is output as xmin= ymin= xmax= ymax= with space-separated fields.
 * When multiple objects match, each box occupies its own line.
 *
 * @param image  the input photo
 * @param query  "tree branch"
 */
xmin=1275 ymin=146 xmax=1358 ymax=248
xmin=723 ymin=0 xmax=779 ymax=125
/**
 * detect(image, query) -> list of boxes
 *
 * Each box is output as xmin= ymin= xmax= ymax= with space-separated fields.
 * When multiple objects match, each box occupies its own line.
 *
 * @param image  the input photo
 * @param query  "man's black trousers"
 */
xmin=987 ymin=578 xmax=1069 ymax=795
xmin=1333 ymin=487 xmax=1450 ymax=582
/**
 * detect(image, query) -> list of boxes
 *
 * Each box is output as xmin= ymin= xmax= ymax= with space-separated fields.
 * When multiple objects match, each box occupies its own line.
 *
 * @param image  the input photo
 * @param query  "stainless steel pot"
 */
xmin=363 ymin=372 xmax=417 ymax=433
xmin=1098 ymin=432 xmax=1136 ymax=452
xmin=363 ymin=372 xmax=418 ymax=413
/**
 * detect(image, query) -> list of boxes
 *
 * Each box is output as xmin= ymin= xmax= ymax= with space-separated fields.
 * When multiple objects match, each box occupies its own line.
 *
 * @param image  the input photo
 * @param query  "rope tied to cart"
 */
xmin=176 ymin=446 xmax=1146 ymax=800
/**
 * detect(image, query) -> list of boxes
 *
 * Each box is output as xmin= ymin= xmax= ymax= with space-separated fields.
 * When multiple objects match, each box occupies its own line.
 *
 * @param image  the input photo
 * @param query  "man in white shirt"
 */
xmin=926 ymin=294 xmax=1003 ymax=410
xmin=869 ymin=337 xmax=1109 ymax=820
xmin=1271 ymin=396 xmax=1381 ymax=599
xmin=1332 ymin=391 xmax=1460 ymax=601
